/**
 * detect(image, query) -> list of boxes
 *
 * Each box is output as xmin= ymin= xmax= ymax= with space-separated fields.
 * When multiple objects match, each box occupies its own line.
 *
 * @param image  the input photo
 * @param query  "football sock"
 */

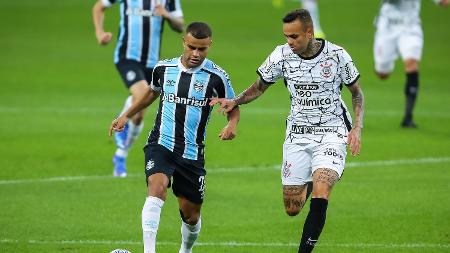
xmin=305 ymin=181 xmax=313 ymax=200
xmin=404 ymin=71 xmax=419 ymax=122
xmin=301 ymin=0 xmax=323 ymax=34
xmin=142 ymin=196 xmax=164 ymax=253
xmin=119 ymin=95 xmax=133 ymax=117
xmin=114 ymin=148 xmax=128 ymax=158
xmin=125 ymin=120 xmax=144 ymax=149
xmin=298 ymin=198 xmax=328 ymax=253
xmin=178 ymin=211 xmax=201 ymax=253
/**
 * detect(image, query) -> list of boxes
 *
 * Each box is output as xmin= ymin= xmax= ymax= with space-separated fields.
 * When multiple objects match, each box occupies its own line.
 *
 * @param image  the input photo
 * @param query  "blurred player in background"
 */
xmin=373 ymin=0 xmax=448 ymax=128
xmin=109 ymin=22 xmax=240 ymax=253
xmin=93 ymin=0 xmax=184 ymax=177
xmin=272 ymin=0 xmax=326 ymax=38
xmin=301 ymin=0 xmax=326 ymax=38
xmin=211 ymin=9 xmax=364 ymax=253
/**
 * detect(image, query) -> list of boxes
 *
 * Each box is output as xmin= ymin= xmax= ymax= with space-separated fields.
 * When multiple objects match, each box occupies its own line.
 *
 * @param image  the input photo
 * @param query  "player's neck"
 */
xmin=300 ymin=38 xmax=322 ymax=58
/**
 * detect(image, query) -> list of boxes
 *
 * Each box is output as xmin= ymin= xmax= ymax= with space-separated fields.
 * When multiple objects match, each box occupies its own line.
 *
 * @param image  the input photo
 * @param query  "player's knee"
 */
xmin=132 ymin=112 xmax=144 ymax=125
xmin=179 ymin=209 xmax=200 ymax=225
xmin=285 ymin=207 xmax=301 ymax=217
xmin=147 ymin=175 xmax=168 ymax=199
xmin=376 ymin=72 xmax=390 ymax=80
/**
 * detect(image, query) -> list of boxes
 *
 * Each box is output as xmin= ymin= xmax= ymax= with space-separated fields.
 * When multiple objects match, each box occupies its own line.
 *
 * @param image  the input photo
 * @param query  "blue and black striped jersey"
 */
xmin=148 ymin=57 xmax=235 ymax=161
xmin=102 ymin=0 xmax=183 ymax=68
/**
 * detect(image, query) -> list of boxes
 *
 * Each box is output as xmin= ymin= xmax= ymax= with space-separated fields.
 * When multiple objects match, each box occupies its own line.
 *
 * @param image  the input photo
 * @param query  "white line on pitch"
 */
xmin=0 ymin=238 xmax=448 ymax=249
xmin=0 ymin=157 xmax=449 ymax=185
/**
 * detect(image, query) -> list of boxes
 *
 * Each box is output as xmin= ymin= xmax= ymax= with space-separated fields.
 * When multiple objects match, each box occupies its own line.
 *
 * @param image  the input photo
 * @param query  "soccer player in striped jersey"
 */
xmin=211 ymin=9 xmax=364 ymax=253
xmin=374 ymin=0 xmax=449 ymax=128
xmin=109 ymin=22 xmax=240 ymax=253
xmin=93 ymin=0 xmax=185 ymax=177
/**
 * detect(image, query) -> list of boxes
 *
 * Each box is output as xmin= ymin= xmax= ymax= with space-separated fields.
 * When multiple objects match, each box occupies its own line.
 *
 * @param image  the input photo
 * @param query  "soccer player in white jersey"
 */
xmin=211 ymin=9 xmax=364 ymax=253
xmin=374 ymin=0 xmax=448 ymax=128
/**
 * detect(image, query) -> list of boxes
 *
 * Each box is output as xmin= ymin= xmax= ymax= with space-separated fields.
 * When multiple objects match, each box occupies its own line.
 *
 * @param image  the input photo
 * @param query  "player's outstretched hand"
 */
xmin=219 ymin=124 xmax=237 ymax=140
xmin=347 ymin=126 xmax=362 ymax=156
xmin=109 ymin=116 xmax=128 ymax=137
xmin=209 ymin=98 xmax=236 ymax=115
xmin=96 ymin=31 xmax=113 ymax=45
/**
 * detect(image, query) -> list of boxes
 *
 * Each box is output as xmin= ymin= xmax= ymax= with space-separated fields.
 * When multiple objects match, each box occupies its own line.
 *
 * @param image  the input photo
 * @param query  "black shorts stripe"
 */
xmin=341 ymin=104 xmax=352 ymax=131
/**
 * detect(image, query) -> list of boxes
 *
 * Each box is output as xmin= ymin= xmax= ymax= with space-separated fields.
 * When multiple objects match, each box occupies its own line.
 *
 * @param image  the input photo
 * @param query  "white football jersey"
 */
xmin=378 ymin=0 xmax=422 ymax=24
xmin=257 ymin=39 xmax=360 ymax=144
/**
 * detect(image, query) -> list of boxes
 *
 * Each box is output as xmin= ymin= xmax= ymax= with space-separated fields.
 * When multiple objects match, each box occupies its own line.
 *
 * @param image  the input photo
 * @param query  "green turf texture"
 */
xmin=0 ymin=0 xmax=449 ymax=252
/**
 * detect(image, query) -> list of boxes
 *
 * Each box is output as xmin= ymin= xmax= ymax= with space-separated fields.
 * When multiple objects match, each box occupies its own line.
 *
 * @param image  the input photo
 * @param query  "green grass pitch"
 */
xmin=0 ymin=0 xmax=449 ymax=252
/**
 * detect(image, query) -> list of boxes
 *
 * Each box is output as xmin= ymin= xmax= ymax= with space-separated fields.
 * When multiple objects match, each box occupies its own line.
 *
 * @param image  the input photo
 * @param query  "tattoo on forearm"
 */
xmin=351 ymin=87 xmax=365 ymax=127
xmin=313 ymin=169 xmax=339 ymax=186
xmin=234 ymin=80 xmax=268 ymax=105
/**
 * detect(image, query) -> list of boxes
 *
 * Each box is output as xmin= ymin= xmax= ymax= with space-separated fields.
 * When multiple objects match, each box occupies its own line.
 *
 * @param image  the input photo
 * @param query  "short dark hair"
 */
xmin=282 ymin=9 xmax=313 ymax=31
xmin=186 ymin=22 xmax=212 ymax=39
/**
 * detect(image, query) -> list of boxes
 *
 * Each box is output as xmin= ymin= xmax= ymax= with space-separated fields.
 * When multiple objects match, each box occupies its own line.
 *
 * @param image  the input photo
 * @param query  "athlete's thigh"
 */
xmin=311 ymin=142 xmax=346 ymax=179
xmin=282 ymin=142 xmax=312 ymax=211
xmin=374 ymin=19 xmax=399 ymax=73
xmin=172 ymin=157 xmax=206 ymax=205
xmin=144 ymin=144 xmax=175 ymax=188
xmin=282 ymin=142 xmax=312 ymax=186
xmin=398 ymin=24 xmax=423 ymax=62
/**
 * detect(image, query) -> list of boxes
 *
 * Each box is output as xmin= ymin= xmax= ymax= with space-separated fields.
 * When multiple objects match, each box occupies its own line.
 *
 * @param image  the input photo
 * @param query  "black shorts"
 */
xmin=144 ymin=143 xmax=206 ymax=204
xmin=115 ymin=59 xmax=153 ymax=88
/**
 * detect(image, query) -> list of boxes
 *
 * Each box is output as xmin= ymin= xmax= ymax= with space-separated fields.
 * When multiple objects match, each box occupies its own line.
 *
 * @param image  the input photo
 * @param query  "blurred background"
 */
xmin=0 ymin=0 xmax=449 ymax=252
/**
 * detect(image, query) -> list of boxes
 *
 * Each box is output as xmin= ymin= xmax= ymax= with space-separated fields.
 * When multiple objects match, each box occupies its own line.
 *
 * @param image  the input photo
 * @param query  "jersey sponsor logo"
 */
xmin=293 ymin=84 xmax=319 ymax=90
xmin=290 ymin=125 xmax=338 ymax=135
xmin=295 ymin=97 xmax=332 ymax=107
xmin=126 ymin=7 xmax=153 ymax=17
xmin=323 ymin=148 xmax=344 ymax=160
xmin=162 ymin=93 xmax=207 ymax=107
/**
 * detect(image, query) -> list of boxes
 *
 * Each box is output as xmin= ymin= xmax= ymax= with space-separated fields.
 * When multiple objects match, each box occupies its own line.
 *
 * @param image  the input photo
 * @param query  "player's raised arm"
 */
xmin=346 ymin=80 xmax=365 ymax=156
xmin=209 ymin=77 xmax=270 ymax=114
xmin=109 ymin=87 xmax=160 ymax=136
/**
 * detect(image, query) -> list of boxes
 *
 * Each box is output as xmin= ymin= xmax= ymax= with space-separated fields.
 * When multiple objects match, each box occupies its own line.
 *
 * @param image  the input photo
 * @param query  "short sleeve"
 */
xmin=339 ymin=48 xmax=360 ymax=86
xmin=101 ymin=0 xmax=116 ymax=8
xmin=150 ymin=66 xmax=164 ymax=92
xmin=210 ymin=63 xmax=235 ymax=99
xmin=256 ymin=47 xmax=283 ymax=84
xmin=166 ymin=0 xmax=183 ymax=18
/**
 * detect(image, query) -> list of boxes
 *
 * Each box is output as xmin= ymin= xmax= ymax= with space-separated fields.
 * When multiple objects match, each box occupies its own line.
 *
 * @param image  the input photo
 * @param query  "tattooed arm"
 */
xmin=209 ymin=77 xmax=271 ymax=114
xmin=346 ymin=80 xmax=365 ymax=156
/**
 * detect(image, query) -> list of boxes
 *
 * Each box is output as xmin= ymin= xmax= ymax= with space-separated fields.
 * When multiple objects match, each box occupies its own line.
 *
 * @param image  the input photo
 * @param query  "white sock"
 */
xmin=142 ymin=196 xmax=164 ymax=253
xmin=119 ymin=95 xmax=133 ymax=116
xmin=301 ymin=0 xmax=323 ymax=32
xmin=179 ymin=217 xmax=201 ymax=253
xmin=114 ymin=148 xmax=128 ymax=158
xmin=125 ymin=120 xmax=144 ymax=149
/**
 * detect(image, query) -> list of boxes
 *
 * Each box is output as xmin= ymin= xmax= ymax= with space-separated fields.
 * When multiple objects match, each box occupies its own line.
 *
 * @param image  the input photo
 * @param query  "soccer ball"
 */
xmin=110 ymin=249 xmax=131 ymax=253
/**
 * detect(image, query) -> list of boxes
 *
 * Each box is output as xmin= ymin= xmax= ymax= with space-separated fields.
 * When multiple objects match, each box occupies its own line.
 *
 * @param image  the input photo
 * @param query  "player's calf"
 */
xmin=283 ymin=185 xmax=308 ymax=216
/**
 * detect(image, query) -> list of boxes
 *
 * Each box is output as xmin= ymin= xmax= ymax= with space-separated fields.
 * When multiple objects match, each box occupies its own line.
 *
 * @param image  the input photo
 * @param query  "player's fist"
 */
xmin=440 ymin=0 xmax=449 ymax=7
xmin=96 ymin=31 xmax=113 ymax=45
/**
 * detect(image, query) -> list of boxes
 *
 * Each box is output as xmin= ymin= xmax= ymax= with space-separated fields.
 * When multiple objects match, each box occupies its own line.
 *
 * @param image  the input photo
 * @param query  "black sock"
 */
xmin=305 ymin=181 xmax=313 ymax=200
xmin=404 ymin=71 xmax=419 ymax=122
xmin=298 ymin=198 xmax=328 ymax=253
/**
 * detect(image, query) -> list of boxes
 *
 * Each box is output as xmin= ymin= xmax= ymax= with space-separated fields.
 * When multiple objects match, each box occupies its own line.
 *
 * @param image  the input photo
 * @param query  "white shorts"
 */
xmin=373 ymin=17 xmax=423 ymax=74
xmin=281 ymin=142 xmax=347 ymax=186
